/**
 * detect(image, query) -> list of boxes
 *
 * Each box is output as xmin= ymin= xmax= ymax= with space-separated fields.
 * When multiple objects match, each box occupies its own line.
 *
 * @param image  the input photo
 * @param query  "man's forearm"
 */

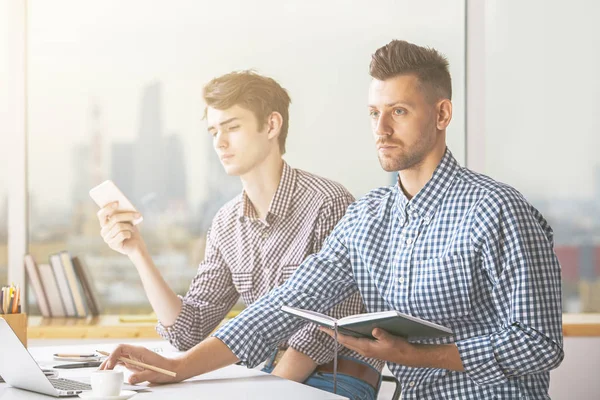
xmin=130 ymin=247 xmax=182 ymax=326
xmin=177 ymin=337 xmax=240 ymax=380
xmin=272 ymin=347 xmax=318 ymax=383
xmin=407 ymin=343 xmax=465 ymax=372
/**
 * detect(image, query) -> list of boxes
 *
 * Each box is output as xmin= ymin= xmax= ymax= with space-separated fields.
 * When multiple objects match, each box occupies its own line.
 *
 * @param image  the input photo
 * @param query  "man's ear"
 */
xmin=266 ymin=111 xmax=283 ymax=140
xmin=436 ymin=99 xmax=452 ymax=131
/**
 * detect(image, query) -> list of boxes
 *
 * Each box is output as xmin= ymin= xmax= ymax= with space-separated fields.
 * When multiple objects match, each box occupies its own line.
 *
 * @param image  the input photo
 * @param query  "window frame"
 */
xmin=5 ymin=0 xmax=28 ymax=312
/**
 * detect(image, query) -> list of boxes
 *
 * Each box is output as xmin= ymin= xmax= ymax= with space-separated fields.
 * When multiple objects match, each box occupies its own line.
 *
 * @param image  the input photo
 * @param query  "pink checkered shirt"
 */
xmin=156 ymin=162 xmax=384 ymax=370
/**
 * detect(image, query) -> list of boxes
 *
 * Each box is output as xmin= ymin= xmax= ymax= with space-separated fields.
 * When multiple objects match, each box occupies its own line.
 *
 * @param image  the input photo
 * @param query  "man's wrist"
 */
xmin=393 ymin=341 xmax=422 ymax=367
xmin=129 ymin=244 xmax=149 ymax=265
xmin=406 ymin=343 xmax=465 ymax=371
xmin=173 ymin=353 xmax=192 ymax=381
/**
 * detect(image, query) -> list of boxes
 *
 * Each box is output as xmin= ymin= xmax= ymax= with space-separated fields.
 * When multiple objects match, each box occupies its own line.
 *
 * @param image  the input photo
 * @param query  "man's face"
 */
xmin=368 ymin=74 xmax=440 ymax=172
xmin=207 ymin=105 xmax=272 ymax=176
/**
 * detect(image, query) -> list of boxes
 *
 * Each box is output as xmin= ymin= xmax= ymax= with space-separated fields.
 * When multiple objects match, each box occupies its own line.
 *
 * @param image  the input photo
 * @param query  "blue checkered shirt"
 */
xmin=214 ymin=149 xmax=564 ymax=399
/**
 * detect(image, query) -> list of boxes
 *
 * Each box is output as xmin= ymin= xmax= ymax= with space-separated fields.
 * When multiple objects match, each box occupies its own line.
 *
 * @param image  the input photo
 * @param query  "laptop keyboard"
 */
xmin=49 ymin=378 xmax=92 ymax=391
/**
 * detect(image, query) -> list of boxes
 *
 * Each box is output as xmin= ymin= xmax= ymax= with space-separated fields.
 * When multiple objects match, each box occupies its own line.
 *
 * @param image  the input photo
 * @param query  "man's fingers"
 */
xmin=105 ymin=344 xmax=138 ymax=370
xmin=319 ymin=327 xmax=379 ymax=356
xmin=319 ymin=328 xmax=357 ymax=345
xmin=103 ymin=222 xmax=134 ymax=241
xmin=122 ymin=361 xmax=145 ymax=372
xmin=372 ymin=328 xmax=392 ymax=341
xmin=96 ymin=202 xmax=118 ymax=226
xmin=101 ymin=213 xmax=140 ymax=235
xmin=99 ymin=358 xmax=109 ymax=370
xmin=319 ymin=327 xmax=342 ymax=338
xmin=108 ymin=231 xmax=132 ymax=248
xmin=339 ymin=335 xmax=373 ymax=355
xmin=129 ymin=369 xmax=156 ymax=385
xmin=319 ymin=327 xmax=332 ymax=336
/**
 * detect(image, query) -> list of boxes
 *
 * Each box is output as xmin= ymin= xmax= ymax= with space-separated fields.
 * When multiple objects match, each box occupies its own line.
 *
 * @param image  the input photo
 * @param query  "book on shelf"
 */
xmin=36 ymin=263 xmax=66 ymax=317
xmin=49 ymin=253 xmax=77 ymax=317
xmin=281 ymin=305 xmax=453 ymax=339
xmin=24 ymin=254 xmax=51 ymax=317
xmin=59 ymin=251 xmax=88 ymax=318
xmin=24 ymin=252 xmax=103 ymax=318
xmin=72 ymin=256 xmax=101 ymax=316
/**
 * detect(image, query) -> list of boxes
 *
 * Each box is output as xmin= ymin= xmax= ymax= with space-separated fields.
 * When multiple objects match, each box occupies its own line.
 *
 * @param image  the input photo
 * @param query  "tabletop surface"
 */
xmin=0 ymin=340 xmax=348 ymax=400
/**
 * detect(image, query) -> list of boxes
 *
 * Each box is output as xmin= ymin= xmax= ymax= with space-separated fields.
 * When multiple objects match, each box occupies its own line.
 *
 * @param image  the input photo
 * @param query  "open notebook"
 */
xmin=282 ymin=306 xmax=453 ymax=339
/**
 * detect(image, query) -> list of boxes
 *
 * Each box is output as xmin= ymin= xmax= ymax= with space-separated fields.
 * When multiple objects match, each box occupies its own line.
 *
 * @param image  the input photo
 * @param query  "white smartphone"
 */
xmin=89 ymin=180 xmax=143 ymax=225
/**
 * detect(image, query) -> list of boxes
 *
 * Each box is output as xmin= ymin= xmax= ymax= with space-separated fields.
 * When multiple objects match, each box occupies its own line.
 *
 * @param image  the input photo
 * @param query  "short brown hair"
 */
xmin=203 ymin=70 xmax=292 ymax=154
xmin=370 ymin=40 xmax=451 ymax=102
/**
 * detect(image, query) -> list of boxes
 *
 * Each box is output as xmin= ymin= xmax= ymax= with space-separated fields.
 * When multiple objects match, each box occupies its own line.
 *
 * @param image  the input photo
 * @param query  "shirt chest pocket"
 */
xmin=410 ymin=254 xmax=472 ymax=322
xmin=231 ymin=263 xmax=300 ymax=299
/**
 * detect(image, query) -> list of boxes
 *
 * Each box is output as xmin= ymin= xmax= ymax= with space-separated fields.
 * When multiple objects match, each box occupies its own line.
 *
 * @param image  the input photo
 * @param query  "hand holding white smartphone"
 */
xmin=89 ymin=180 xmax=143 ymax=225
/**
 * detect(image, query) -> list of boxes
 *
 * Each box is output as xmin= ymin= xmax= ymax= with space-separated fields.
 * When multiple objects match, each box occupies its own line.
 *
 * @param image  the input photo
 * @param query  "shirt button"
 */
xmin=409 ymin=381 xmax=415 ymax=387
xmin=406 ymin=238 xmax=413 ymax=245
xmin=423 ymin=216 xmax=431 ymax=224
xmin=399 ymin=276 xmax=405 ymax=284
xmin=262 ymin=231 xmax=268 ymax=239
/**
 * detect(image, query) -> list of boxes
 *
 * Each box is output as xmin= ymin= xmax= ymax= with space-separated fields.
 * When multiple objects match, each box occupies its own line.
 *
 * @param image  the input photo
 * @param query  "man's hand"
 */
xmin=320 ymin=327 xmax=420 ymax=366
xmin=99 ymin=344 xmax=182 ymax=385
xmin=319 ymin=327 xmax=465 ymax=371
xmin=97 ymin=202 xmax=145 ymax=256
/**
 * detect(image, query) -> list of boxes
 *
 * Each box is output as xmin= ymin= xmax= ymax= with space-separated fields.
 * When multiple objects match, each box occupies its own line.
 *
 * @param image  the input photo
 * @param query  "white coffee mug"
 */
xmin=90 ymin=370 xmax=124 ymax=397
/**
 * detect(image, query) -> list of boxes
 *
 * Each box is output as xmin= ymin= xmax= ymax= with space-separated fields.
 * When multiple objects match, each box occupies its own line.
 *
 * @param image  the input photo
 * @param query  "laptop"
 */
xmin=0 ymin=318 xmax=92 ymax=397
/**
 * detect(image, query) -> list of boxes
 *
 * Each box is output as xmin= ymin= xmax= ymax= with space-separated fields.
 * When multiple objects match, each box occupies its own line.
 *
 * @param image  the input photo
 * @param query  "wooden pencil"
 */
xmin=95 ymin=350 xmax=177 ymax=377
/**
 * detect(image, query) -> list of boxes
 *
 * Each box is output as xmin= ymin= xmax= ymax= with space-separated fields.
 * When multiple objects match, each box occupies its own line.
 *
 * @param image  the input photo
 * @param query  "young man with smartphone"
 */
xmin=102 ymin=40 xmax=564 ymax=399
xmin=96 ymin=71 xmax=383 ymax=400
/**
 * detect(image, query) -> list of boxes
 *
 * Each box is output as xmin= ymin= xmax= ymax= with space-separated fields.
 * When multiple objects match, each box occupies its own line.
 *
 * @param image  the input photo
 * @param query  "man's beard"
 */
xmin=377 ymin=124 xmax=437 ymax=172
xmin=377 ymin=144 xmax=428 ymax=172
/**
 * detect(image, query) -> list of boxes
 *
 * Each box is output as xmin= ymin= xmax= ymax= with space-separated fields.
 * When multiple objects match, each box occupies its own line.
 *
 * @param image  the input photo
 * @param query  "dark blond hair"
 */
xmin=370 ymin=40 xmax=451 ymax=102
xmin=203 ymin=70 xmax=291 ymax=154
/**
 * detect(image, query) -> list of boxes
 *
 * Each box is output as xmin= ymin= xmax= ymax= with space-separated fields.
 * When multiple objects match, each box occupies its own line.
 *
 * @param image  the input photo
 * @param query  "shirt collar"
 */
xmin=238 ymin=161 xmax=297 ymax=224
xmin=394 ymin=148 xmax=460 ymax=220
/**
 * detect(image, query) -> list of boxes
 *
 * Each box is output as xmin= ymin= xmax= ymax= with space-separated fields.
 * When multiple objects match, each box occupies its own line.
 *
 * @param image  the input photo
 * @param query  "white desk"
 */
xmin=0 ymin=340 xmax=348 ymax=400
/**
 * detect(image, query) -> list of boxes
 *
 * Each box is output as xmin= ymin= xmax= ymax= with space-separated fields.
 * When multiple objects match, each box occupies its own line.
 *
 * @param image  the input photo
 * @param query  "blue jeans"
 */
xmin=262 ymin=354 xmax=378 ymax=400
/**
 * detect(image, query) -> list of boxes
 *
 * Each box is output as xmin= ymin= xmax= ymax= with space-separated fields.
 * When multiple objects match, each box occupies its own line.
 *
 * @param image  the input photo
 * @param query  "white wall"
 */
xmin=484 ymin=0 xmax=600 ymax=202
xmin=550 ymin=337 xmax=600 ymax=399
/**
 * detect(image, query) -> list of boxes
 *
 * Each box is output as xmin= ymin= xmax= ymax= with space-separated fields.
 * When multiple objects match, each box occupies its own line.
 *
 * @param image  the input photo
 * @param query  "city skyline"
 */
xmin=67 ymin=80 xmax=239 ymax=234
xmin=24 ymin=0 xmax=464 ymax=211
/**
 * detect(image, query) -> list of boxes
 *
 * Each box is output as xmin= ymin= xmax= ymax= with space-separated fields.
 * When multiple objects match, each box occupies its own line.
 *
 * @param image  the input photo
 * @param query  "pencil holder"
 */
xmin=1 ymin=313 xmax=27 ymax=347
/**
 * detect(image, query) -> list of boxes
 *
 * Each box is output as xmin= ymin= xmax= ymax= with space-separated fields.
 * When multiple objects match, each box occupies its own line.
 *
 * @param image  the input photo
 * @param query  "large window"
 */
xmin=26 ymin=0 xmax=466 ymax=314
xmin=0 ymin=139 xmax=7 ymax=288
xmin=0 ymin=130 xmax=6 ymax=285
xmin=485 ymin=0 xmax=600 ymax=312
xmin=0 ymin=4 xmax=9 ymax=287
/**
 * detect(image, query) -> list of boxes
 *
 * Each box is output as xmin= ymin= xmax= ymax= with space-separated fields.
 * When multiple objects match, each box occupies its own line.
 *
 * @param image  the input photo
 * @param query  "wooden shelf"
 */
xmin=27 ymin=315 xmax=160 ymax=339
xmin=562 ymin=313 xmax=600 ymax=337
xmin=25 ymin=313 xmax=600 ymax=339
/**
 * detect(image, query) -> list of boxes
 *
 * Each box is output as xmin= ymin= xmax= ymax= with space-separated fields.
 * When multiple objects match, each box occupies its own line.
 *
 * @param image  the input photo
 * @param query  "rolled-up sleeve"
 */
xmin=458 ymin=191 xmax=564 ymax=385
xmin=156 ymin=226 xmax=239 ymax=351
